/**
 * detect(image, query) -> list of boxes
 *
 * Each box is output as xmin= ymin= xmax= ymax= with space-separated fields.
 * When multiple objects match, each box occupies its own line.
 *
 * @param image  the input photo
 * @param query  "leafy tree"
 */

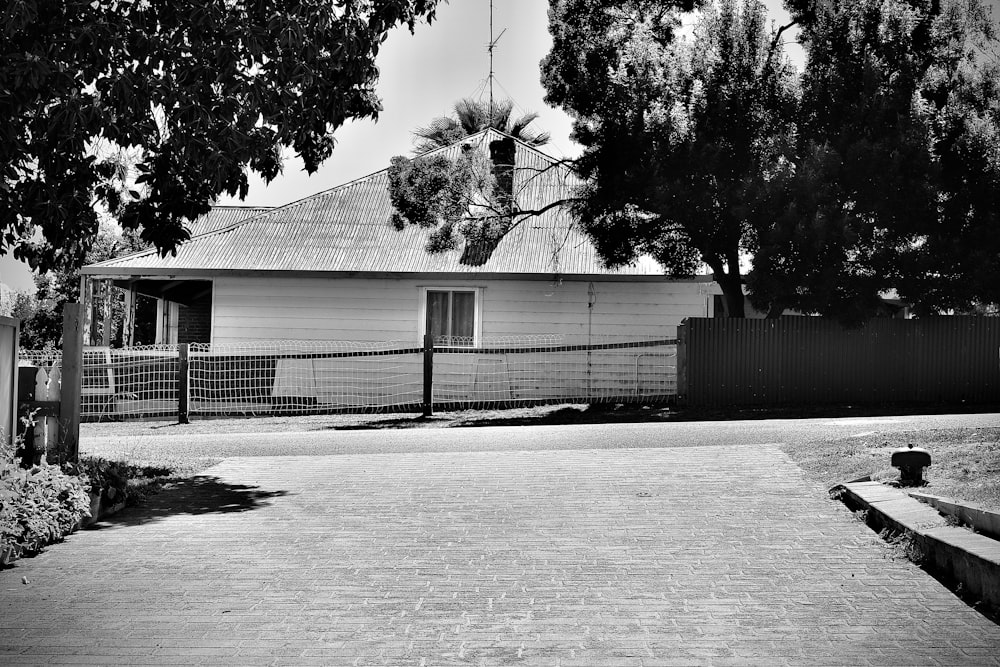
xmin=389 ymin=95 xmax=557 ymax=265
xmin=542 ymin=0 xmax=796 ymax=316
xmin=16 ymin=224 xmax=149 ymax=349
xmin=1 ymin=0 xmax=439 ymax=274
xmin=413 ymin=98 xmax=551 ymax=153
xmin=746 ymin=0 xmax=1000 ymax=320
xmin=388 ymin=137 xmax=539 ymax=265
xmin=391 ymin=1 xmax=797 ymax=301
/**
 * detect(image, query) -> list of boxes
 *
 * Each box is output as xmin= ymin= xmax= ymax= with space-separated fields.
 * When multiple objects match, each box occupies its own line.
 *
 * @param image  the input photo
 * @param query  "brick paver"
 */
xmin=2 ymin=442 xmax=999 ymax=665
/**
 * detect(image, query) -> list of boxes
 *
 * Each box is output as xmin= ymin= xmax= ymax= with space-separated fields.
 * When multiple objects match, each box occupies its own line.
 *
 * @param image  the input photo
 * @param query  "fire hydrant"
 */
xmin=891 ymin=444 xmax=931 ymax=486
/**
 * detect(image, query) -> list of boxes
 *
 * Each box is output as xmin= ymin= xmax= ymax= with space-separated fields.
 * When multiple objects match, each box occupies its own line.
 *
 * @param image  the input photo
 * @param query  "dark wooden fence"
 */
xmin=677 ymin=316 xmax=1000 ymax=407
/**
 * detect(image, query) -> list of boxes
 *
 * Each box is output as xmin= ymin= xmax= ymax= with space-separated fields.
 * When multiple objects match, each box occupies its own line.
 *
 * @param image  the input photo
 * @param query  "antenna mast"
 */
xmin=487 ymin=0 xmax=506 ymax=116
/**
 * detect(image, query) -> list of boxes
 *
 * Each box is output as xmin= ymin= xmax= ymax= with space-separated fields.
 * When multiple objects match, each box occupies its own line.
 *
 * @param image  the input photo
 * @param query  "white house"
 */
xmin=82 ymin=129 xmax=718 ymax=349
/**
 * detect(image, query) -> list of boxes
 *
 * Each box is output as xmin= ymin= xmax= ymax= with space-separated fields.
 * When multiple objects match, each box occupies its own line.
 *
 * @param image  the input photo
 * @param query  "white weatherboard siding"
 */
xmin=211 ymin=276 xmax=713 ymax=344
xmin=482 ymin=279 xmax=711 ymax=339
xmin=213 ymin=276 xmax=419 ymax=343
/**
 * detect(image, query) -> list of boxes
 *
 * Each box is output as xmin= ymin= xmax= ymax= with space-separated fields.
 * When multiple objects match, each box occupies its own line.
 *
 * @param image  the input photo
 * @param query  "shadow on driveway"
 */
xmin=87 ymin=476 xmax=290 ymax=530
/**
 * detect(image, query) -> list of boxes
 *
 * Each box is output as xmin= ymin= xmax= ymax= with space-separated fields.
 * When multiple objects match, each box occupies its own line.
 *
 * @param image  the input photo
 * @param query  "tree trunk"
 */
xmin=716 ymin=273 xmax=746 ymax=318
xmin=765 ymin=303 xmax=784 ymax=318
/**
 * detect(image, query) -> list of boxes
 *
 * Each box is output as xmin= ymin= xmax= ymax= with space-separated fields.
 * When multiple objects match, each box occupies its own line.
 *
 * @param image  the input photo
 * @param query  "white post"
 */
xmin=32 ymin=367 xmax=47 ymax=459
xmin=123 ymin=286 xmax=135 ymax=347
xmin=44 ymin=365 xmax=60 ymax=460
xmin=79 ymin=276 xmax=91 ymax=346
xmin=154 ymin=299 xmax=165 ymax=344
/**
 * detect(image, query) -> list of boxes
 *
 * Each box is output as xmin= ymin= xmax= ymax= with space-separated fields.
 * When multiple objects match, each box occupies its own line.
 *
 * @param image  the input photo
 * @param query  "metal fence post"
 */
xmin=60 ymin=303 xmax=83 ymax=464
xmin=178 ymin=343 xmax=190 ymax=424
xmin=423 ymin=333 xmax=434 ymax=416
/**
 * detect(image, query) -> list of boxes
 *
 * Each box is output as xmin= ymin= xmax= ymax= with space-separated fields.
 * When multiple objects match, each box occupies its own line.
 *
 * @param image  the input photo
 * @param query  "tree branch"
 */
xmin=767 ymin=20 xmax=799 ymax=63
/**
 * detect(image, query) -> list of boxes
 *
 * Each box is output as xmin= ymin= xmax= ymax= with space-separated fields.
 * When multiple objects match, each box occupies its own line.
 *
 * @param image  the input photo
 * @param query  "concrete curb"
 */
xmin=833 ymin=480 xmax=1000 ymax=612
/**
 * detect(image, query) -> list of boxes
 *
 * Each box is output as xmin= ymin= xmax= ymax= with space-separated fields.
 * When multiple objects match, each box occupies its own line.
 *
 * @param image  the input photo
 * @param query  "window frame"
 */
xmin=418 ymin=286 xmax=483 ymax=347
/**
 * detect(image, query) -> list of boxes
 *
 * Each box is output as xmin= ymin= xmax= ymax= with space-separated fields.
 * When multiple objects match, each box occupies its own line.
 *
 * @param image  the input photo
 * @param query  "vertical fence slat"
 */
xmin=45 ymin=366 xmax=61 ymax=457
xmin=32 ymin=368 xmax=47 ymax=461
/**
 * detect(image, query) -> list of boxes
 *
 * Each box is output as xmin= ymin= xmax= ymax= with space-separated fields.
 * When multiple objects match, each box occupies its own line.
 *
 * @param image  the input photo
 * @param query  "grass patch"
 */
xmin=781 ymin=427 xmax=1000 ymax=511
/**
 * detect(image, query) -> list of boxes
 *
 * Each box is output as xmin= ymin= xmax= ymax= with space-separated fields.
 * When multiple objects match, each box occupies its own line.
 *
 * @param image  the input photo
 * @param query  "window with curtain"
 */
xmin=426 ymin=290 xmax=476 ymax=346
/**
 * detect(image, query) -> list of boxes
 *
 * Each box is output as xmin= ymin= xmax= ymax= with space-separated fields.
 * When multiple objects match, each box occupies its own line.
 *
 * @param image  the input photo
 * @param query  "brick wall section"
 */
xmin=178 ymin=297 xmax=211 ymax=344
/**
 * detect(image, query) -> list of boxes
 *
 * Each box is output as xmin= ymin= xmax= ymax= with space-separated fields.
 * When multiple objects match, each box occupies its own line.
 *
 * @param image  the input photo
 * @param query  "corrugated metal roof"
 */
xmin=86 ymin=130 xmax=664 ymax=277
xmin=187 ymin=206 xmax=272 ymax=236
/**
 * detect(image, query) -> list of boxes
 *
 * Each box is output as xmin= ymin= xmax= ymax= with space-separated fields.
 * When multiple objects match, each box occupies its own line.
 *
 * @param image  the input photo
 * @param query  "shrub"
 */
xmin=1 ymin=442 xmax=91 ymax=566
xmin=1 ymin=434 xmax=180 ymax=566
xmin=68 ymin=457 xmax=178 ymax=508
xmin=68 ymin=457 xmax=133 ymax=506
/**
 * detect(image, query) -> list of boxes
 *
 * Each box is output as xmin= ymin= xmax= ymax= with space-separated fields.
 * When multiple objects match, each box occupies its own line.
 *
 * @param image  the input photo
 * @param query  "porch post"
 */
xmin=122 ymin=284 xmax=136 ymax=347
xmin=100 ymin=280 xmax=112 ymax=347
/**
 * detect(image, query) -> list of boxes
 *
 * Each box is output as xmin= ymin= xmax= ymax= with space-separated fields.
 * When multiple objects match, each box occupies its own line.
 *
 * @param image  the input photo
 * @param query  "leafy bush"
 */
xmin=69 ymin=456 xmax=181 ymax=508
xmin=1 ymin=442 xmax=91 ymax=566
xmin=68 ymin=457 xmax=133 ymax=506
xmin=1 ymin=431 xmax=186 ymax=566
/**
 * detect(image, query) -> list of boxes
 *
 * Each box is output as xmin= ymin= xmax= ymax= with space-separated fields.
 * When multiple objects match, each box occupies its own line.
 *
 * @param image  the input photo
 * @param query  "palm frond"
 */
xmin=413 ymin=117 xmax=465 ymax=153
xmin=412 ymin=98 xmax=550 ymax=149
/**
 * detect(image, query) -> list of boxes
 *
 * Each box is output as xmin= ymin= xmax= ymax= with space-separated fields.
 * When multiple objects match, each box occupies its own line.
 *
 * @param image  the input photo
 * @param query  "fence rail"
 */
xmin=20 ymin=335 xmax=678 ymax=421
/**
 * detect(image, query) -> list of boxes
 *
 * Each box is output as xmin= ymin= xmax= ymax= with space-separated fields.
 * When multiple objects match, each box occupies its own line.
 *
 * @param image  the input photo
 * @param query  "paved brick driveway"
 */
xmin=2 ymin=442 xmax=999 ymax=665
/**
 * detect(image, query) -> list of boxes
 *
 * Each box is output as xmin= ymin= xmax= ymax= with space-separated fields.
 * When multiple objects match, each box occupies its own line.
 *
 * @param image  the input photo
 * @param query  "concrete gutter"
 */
xmin=907 ymin=491 xmax=1000 ymax=541
xmin=833 ymin=481 xmax=1000 ymax=611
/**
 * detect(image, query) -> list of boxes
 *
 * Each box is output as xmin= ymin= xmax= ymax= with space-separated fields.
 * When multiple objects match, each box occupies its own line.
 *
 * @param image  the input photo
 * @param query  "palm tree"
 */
xmin=413 ymin=98 xmax=550 ymax=153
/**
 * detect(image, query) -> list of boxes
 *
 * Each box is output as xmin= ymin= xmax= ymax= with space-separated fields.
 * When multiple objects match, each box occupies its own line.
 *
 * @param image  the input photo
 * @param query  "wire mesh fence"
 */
xmin=19 ymin=334 xmax=677 ymax=421
xmin=432 ymin=335 xmax=677 ymax=409
xmin=18 ymin=348 xmax=60 ymax=370
xmin=82 ymin=346 xmax=181 ymax=420
xmin=189 ymin=340 xmax=424 ymax=415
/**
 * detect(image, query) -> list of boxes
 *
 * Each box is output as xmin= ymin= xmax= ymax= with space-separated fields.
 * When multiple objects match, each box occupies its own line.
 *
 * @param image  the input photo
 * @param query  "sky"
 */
xmin=0 ymin=0 xmax=802 ymax=293
xmin=213 ymin=0 xmax=798 ymax=208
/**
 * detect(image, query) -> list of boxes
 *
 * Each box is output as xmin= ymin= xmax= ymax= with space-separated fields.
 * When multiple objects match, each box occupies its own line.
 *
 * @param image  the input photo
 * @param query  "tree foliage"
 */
xmin=388 ymin=139 xmax=526 ymax=265
xmin=543 ymin=0 xmax=796 ymax=317
xmin=539 ymin=0 xmax=1000 ymax=320
xmin=747 ymin=0 xmax=1000 ymax=320
xmin=15 ymin=224 xmax=149 ymax=349
xmin=387 ymin=97 xmax=556 ymax=265
xmin=1 ymin=0 xmax=439 ymax=274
